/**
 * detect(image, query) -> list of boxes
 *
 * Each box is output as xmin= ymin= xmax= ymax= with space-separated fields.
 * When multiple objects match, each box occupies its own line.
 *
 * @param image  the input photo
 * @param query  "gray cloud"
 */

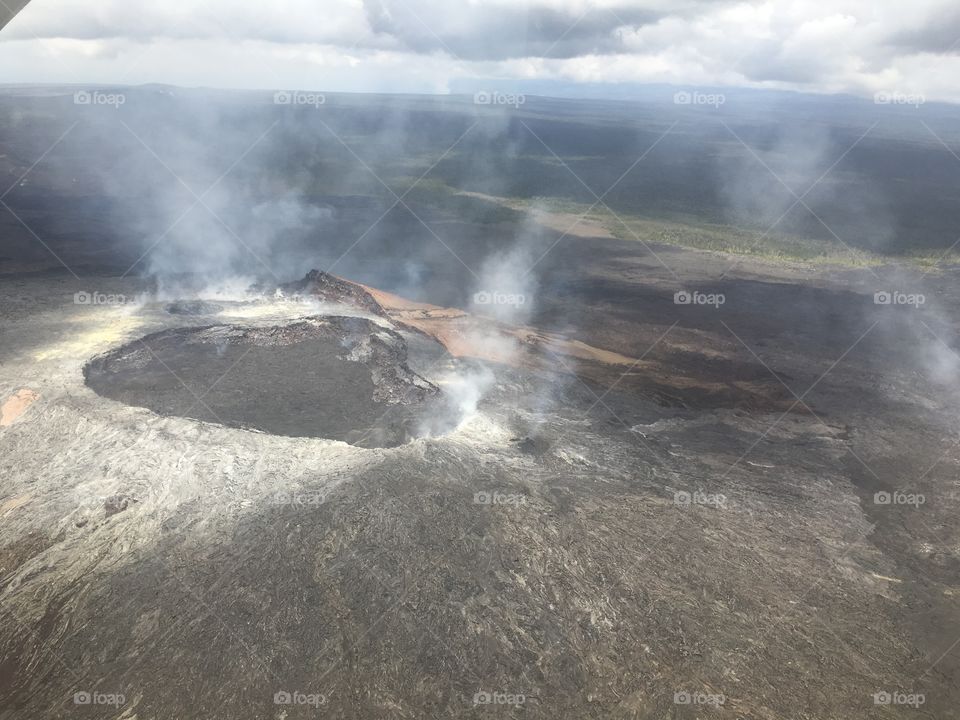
xmin=362 ymin=1 xmax=671 ymax=60
xmin=3 ymin=0 xmax=729 ymax=60
xmin=3 ymin=1 xmax=960 ymax=104
xmin=885 ymin=8 xmax=960 ymax=55
xmin=0 ymin=0 xmax=30 ymax=31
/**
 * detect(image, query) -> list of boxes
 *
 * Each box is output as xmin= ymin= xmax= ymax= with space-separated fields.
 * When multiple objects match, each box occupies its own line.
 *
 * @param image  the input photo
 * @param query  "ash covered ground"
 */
xmin=3 ymin=260 xmax=960 ymax=719
xmin=1 ymin=88 xmax=960 ymax=720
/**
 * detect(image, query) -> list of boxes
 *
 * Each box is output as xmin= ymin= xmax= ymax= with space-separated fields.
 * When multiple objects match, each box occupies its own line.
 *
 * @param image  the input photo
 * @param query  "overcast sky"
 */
xmin=2 ymin=0 xmax=960 ymax=102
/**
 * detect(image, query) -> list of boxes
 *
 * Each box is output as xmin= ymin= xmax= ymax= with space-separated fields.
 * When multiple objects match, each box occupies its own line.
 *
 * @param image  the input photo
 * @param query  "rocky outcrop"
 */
xmin=284 ymin=270 xmax=388 ymax=317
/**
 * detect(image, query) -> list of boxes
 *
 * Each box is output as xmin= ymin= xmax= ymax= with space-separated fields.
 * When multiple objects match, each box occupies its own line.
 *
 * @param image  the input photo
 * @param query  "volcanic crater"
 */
xmin=83 ymin=315 xmax=444 ymax=448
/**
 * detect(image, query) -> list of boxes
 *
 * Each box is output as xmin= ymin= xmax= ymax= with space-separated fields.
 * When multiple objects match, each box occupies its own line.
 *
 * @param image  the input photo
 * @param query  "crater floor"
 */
xmin=83 ymin=315 xmax=444 ymax=448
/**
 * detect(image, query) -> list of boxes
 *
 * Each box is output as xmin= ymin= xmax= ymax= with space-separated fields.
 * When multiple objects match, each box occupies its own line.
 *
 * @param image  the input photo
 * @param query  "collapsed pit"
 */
xmin=83 ymin=316 xmax=444 ymax=448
